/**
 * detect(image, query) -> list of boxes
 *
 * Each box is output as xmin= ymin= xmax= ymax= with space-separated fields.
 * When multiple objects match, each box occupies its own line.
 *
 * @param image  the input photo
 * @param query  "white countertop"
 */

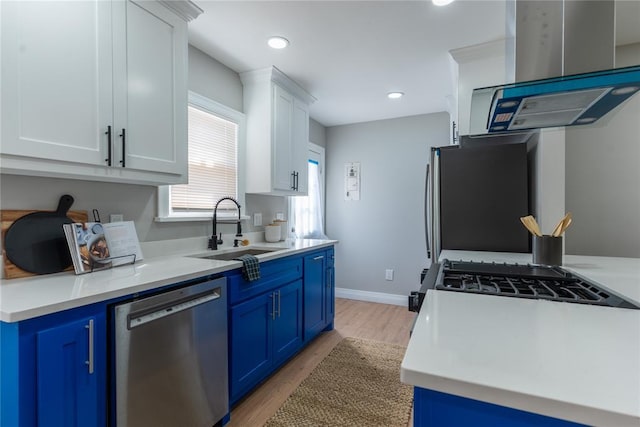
xmin=401 ymin=250 xmax=640 ymax=427
xmin=0 ymin=238 xmax=336 ymax=322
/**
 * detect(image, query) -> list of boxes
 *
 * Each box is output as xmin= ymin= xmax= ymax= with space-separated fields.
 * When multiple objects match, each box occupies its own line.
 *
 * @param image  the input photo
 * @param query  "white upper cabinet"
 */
xmin=291 ymin=98 xmax=310 ymax=195
xmin=1 ymin=0 xmax=113 ymax=166
xmin=0 ymin=0 xmax=201 ymax=185
xmin=240 ymin=66 xmax=315 ymax=196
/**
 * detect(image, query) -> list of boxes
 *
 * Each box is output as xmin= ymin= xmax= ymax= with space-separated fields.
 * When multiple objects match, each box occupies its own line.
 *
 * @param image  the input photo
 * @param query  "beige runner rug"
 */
xmin=264 ymin=337 xmax=413 ymax=427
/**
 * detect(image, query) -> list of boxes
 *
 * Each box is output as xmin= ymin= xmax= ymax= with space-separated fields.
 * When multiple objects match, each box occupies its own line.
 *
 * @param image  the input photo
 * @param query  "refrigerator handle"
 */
xmin=424 ymin=162 xmax=431 ymax=260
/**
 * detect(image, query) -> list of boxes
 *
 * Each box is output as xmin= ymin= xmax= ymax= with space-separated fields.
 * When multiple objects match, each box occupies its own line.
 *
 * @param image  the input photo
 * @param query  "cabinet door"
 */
xmin=273 ymin=280 xmax=303 ymax=365
xmin=0 ymin=0 xmax=112 ymax=166
xmin=36 ymin=314 xmax=105 ymax=427
xmin=292 ymin=98 xmax=310 ymax=194
xmin=229 ymin=293 xmax=273 ymax=402
xmin=272 ymin=84 xmax=295 ymax=192
xmin=326 ymin=267 xmax=335 ymax=326
xmin=112 ymin=0 xmax=188 ymax=176
xmin=303 ymin=252 xmax=327 ymax=341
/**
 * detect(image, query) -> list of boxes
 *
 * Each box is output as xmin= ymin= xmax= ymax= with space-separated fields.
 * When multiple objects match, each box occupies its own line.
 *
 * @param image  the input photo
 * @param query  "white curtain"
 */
xmin=289 ymin=160 xmax=328 ymax=239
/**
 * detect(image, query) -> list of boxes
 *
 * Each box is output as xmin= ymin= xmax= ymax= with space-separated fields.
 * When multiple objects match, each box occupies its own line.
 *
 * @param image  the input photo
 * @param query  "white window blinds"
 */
xmin=171 ymin=106 xmax=238 ymax=212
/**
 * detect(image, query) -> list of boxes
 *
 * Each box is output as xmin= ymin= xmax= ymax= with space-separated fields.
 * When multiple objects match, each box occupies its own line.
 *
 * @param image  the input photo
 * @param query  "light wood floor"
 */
xmin=227 ymin=298 xmax=416 ymax=426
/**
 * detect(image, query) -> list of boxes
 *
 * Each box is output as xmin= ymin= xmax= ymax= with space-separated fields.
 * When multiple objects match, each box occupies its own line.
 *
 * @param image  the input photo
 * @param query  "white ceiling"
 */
xmin=188 ymin=1 xmax=640 ymax=128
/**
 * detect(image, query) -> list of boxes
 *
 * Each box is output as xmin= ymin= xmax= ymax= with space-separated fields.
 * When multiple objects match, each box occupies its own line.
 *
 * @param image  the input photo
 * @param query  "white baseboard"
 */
xmin=335 ymin=287 xmax=407 ymax=307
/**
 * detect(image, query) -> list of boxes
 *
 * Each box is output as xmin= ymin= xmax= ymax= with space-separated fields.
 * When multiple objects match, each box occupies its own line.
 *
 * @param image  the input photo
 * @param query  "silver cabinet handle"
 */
xmin=276 ymin=290 xmax=281 ymax=318
xmin=85 ymin=319 xmax=94 ymax=374
xmin=270 ymin=292 xmax=276 ymax=320
xmin=313 ymin=255 xmax=324 ymax=261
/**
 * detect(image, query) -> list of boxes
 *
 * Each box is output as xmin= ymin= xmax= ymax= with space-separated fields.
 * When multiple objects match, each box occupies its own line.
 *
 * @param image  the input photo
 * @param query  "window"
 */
xmin=289 ymin=143 xmax=327 ymax=239
xmin=157 ymin=92 xmax=245 ymax=221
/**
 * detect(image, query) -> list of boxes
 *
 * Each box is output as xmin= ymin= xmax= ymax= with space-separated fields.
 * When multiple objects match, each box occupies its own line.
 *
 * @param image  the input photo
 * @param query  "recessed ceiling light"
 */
xmin=268 ymin=36 xmax=289 ymax=49
xmin=432 ymin=0 xmax=455 ymax=5
xmin=387 ymin=92 xmax=404 ymax=99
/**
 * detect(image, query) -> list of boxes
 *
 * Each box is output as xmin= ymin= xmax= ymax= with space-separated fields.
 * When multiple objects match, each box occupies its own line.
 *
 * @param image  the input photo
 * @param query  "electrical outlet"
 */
xmin=110 ymin=214 xmax=124 ymax=222
xmin=275 ymin=212 xmax=285 ymax=220
xmin=385 ymin=269 xmax=394 ymax=281
xmin=253 ymin=213 xmax=262 ymax=226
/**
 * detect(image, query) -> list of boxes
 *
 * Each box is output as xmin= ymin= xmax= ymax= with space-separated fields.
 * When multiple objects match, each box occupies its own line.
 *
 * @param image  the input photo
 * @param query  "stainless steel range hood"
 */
xmin=468 ymin=0 xmax=640 ymax=136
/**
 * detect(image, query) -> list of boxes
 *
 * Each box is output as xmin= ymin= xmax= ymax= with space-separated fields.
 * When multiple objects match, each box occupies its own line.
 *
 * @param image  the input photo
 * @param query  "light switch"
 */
xmin=110 ymin=214 xmax=124 ymax=222
xmin=253 ymin=213 xmax=262 ymax=226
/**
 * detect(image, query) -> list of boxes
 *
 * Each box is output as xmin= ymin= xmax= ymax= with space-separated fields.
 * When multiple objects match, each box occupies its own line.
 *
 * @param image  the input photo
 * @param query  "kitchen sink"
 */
xmin=190 ymin=248 xmax=278 ymax=261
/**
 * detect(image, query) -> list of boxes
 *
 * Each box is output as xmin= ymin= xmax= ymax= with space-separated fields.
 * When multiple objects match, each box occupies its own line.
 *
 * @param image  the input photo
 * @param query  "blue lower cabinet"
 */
xmin=0 ymin=303 xmax=106 ymax=427
xmin=229 ymin=280 xmax=303 ymax=404
xmin=303 ymin=252 xmax=326 ymax=340
xmin=325 ymin=249 xmax=335 ymax=330
xmin=229 ymin=292 xmax=273 ymax=402
xmin=37 ymin=314 xmax=106 ymax=427
xmin=303 ymin=248 xmax=336 ymax=342
xmin=272 ymin=280 xmax=303 ymax=365
xmin=414 ymin=387 xmax=586 ymax=427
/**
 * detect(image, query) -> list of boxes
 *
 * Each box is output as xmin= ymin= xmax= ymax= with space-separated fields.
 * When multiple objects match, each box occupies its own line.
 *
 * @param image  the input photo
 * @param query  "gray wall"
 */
xmin=0 ymin=45 xmax=289 ymax=242
xmin=309 ymin=118 xmax=326 ymax=148
xmin=188 ymin=45 xmax=243 ymax=112
xmin=564 ymin=42 xmax=640 ymax=257
xmin=326 ymin=113 xmax=449 ymax=296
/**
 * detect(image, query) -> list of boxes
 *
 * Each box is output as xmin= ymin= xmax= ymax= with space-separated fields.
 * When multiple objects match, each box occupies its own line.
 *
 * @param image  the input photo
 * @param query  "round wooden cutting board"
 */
xmin=1 ymin=196 xmax=88 ymax=279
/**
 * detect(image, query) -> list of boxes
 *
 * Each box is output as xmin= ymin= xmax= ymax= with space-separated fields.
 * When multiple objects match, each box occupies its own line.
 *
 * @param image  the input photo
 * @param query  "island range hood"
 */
xmin=468 ymin=0 xmax=640 ymax=136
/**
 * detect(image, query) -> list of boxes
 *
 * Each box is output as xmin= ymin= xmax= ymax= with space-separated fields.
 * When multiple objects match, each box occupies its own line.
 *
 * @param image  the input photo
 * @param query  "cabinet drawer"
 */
xmin=228 ymin=257 xmax=303 ymax=305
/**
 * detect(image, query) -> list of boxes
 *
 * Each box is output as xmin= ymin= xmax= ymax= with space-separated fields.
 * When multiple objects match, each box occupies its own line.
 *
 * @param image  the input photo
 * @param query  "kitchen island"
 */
xmin=401 ymin=250 xmax=640 ymax=426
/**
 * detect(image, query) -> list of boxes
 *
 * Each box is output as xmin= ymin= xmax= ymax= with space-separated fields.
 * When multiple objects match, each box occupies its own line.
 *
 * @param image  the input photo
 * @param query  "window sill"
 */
xmin=154 ymin=214 xmax=251 ymax=223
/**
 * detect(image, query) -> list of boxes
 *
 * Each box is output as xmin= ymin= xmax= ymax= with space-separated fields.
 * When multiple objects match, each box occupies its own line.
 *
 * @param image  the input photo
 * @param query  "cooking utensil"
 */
xmin=2 ymin=195 xmax=86 ymax=277
xmin=529 ymin=216 xmax=542 ymax=237
xmin=551 ymin=212 xmax=572 ymax=237
xmin=559 ymin=217 xmax=573 ymax=235
xmin=520 ymin=215 xmax=542 ymax=237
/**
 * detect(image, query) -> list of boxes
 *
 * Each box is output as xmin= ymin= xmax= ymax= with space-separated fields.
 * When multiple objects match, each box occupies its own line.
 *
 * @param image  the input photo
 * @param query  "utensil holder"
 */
xmin=532 ymin=235 xmax=563 ymax=266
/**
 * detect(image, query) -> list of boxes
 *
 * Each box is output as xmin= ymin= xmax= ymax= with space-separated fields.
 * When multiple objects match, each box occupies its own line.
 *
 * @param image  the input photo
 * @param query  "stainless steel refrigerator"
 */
xmin=426 ymin=140 xmax=530 ymax=264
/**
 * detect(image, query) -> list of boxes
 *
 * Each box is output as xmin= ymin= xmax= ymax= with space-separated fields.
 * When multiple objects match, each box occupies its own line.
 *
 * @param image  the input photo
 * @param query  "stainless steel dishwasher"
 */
xmin=114 ymin=276 xmax=228 ymax=427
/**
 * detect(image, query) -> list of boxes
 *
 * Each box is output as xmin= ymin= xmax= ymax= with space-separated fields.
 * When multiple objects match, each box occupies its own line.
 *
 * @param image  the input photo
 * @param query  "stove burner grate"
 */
xmin=433 ymin=260 xmax=640 ymax=309
xmin=441 ymin=273 xmax=607 ymax=305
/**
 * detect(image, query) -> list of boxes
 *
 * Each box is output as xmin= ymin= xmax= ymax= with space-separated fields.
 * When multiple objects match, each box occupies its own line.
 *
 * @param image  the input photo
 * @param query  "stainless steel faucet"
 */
xmin=208 ymin=197 xmax=242 ymax=250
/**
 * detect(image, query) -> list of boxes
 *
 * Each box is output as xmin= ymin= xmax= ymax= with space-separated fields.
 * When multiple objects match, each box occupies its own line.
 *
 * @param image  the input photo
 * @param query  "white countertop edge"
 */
xmin=400 ymin=366 xmax=639 ymax=427
xmin=1 ymin=265 xmax=231 ymax=323
xmin=0 ymin=239 xmax=338 ymax=323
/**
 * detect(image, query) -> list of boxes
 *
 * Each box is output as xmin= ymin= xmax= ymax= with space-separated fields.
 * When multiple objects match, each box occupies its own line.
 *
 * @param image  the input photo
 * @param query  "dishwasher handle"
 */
xmin=128 ymin=289 xmax=221 ymax=329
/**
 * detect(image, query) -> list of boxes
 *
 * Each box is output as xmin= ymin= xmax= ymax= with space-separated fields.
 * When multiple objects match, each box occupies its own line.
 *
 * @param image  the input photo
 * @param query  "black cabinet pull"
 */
xmin=291 ymin=171 xmax=296 ymax=190
xmin=295 ymin=171 xmax=299 ymax=191
xmin=104 ymin=125 xmax=112 ymax=166
xmin=119 ymin=128 xmax=126 ymax=167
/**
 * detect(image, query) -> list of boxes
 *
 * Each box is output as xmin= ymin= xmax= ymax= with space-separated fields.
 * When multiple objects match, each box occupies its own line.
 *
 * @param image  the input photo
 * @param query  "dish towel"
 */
xmin=234 ymin=254 xmax=261 ymax=281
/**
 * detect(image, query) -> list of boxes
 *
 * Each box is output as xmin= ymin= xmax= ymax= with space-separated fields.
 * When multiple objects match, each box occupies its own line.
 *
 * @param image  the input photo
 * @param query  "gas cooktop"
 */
xmin=429 ymin=260 xmax=640 ymax=309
